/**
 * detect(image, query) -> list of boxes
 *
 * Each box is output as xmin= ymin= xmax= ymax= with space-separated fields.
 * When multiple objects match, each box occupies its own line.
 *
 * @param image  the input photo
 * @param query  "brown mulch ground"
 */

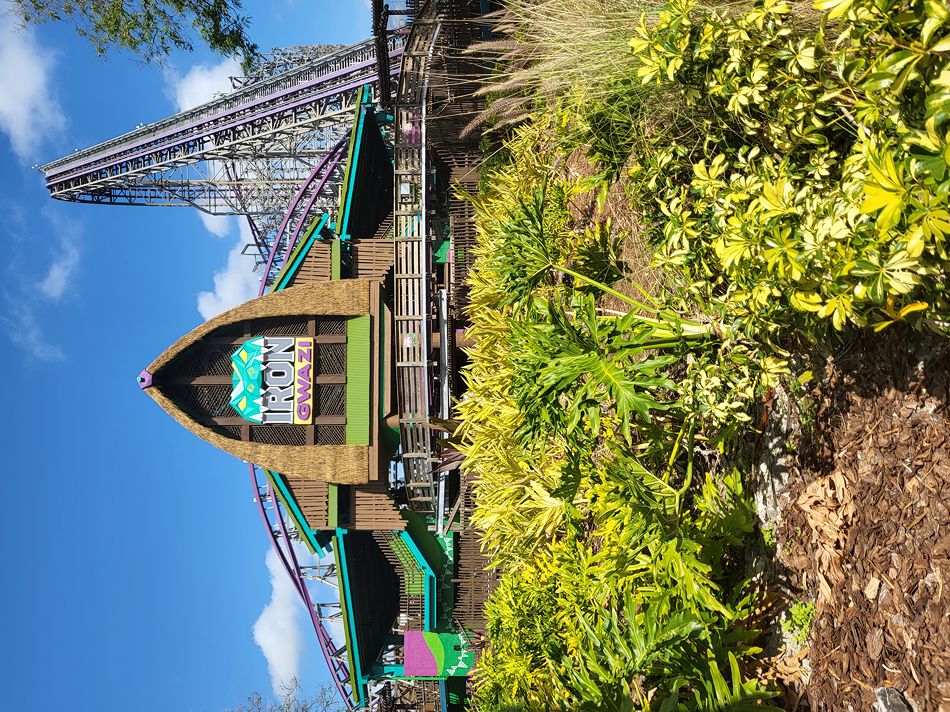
xmin=776 ymin=326 xmax=950 ymax=711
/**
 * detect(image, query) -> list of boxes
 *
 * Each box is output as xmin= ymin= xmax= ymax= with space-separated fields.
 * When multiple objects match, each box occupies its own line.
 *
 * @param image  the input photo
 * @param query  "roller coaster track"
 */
xmin=391 ymin=0 xmax=440 ymax=514
xmin=257 ymin=138 xmax=349 ymax=290
xmin=250 ymin=464 xmax=356 ymax=709
xmin=42 ymin=36 xmax=403 ymax=207
xmin=39 ymin=36 xmax=404 ymax=268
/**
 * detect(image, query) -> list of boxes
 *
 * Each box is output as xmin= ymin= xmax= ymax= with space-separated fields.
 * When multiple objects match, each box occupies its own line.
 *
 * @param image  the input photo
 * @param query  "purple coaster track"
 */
xmin=45 ymin=44 xmax=403 ymax=199
xmin=250 ymin=464 xmax=356 ymax=708
xmin=257 ymin=138 xmax=349 ymax=293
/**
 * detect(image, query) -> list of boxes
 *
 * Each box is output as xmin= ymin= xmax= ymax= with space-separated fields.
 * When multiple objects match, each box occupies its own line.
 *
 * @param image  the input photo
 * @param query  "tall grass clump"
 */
xmin=474 ymin=0 xmax=676 ymax=129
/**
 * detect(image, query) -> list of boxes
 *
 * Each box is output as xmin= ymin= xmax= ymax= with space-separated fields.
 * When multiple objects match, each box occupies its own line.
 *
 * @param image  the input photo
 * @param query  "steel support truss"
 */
xmin=40 ymin=37 xmax=403 ymax=268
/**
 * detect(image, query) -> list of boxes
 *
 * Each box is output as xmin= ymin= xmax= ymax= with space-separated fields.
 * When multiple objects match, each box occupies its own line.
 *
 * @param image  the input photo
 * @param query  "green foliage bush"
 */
xmin=622 ymin=0 xmax=950 ymax=336
xmin=459 ymin=133 xmax=776 ymax=709
xmin=471 ymin=447 xmax=771 ymax=711
xmin=781 ymin=601 xmax=816 ymax=645
xmin=460 ymin=0 xmax=950 ymax=708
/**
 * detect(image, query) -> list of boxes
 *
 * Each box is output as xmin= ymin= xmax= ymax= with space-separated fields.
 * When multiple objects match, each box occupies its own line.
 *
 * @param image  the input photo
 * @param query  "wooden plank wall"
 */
xmin=286 ymin=241 xmax=333 ymax=285
xmin=351 ymin=238 xmax=395 ymax=280
xmin=425 ymin=0 xmax=484 ymax=313
xmin=286 ymin=478 xmax=330 ymax=528
xmin=351 ymin=481 xmax=407 ymax=530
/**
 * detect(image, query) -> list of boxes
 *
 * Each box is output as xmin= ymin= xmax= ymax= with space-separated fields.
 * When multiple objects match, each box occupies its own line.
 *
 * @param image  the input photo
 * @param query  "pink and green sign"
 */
xmin=231 ymin=336 xmax=314 ymax=424
xmin=403 ymin=631 xmax=474 ymax=678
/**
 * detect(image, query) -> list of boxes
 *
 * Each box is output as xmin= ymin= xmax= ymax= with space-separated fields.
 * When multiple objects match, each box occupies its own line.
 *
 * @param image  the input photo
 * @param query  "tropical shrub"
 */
xmin=471 ymin=446 xmax=771 ymax=711
xmin=459 ymin=0 xmax=950 ymax=708
xmin=458 ymin=121 xmax=774 ymax=709
xmin=621 ymin=0 xmax=950 ymax=335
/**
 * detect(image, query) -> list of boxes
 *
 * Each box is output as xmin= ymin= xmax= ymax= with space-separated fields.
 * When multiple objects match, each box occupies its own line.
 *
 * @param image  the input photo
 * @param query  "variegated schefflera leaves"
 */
xmin=629 ymin=0 xmax=950 ymax=333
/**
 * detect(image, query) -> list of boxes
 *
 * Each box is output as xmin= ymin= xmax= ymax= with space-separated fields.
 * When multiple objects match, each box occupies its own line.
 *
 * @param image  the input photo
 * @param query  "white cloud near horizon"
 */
xmin=0 ymin=13 xmax=65 ymax=161
xmin=196 ymin=219 xmax=260 ymax=320
xmin=0 ymin=11 xmax=83 ymax=361
xmin=253 ymin=547 xmax=306 ymax=698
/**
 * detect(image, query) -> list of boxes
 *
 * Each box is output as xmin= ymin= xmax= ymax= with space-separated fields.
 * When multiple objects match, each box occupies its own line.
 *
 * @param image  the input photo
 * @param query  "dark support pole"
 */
xmin=372 ymin=0 xmax=393 ymax=109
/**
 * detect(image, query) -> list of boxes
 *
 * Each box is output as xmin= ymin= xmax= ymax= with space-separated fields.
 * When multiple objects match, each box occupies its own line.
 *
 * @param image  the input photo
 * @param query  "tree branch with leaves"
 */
xmin=227 ymin=679 xmax=343 ymax=712
xmin=10 ymin=0 xmax=259 ymax=69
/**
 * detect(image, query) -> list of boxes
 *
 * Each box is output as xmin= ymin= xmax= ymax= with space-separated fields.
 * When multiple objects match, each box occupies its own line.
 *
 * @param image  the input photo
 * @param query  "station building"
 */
xmin=137 ymin=2 xmax=495 ymax=709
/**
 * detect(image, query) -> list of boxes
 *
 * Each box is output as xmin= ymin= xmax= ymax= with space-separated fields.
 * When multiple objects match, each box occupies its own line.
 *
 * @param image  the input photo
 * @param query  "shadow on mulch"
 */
xmin=777 ymin=325 xmax=950 ymax=711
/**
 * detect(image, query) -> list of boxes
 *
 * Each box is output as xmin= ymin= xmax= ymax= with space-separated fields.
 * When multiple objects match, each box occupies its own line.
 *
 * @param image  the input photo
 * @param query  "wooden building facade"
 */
xmin=138 ymin=2 xmax=495 ymax=709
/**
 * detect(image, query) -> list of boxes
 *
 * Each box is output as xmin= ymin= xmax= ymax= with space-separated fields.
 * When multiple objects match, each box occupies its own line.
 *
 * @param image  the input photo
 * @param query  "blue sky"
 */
xmin=0 ymin=2 xmax=371 ymax=710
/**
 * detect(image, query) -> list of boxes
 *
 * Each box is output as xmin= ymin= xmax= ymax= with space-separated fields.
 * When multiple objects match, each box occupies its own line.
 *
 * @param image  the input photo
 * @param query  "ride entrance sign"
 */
xmin=230 ymin=336 xmax=314 ymax=424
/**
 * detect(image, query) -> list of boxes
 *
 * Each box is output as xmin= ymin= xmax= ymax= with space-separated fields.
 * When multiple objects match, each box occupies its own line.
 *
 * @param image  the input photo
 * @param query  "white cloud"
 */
xmin=198 ymin=211 xmax=234 ymax=238
xmin=196 ymin=219 xmax=260 ymax=320
xmin=168 ymin=57 xmax=241 ymax=111
xmin=0 ymin=198 xmax=28 ymax=242
xmin=253 ymin=547 xmax=306 ymax=698
xmin=38 ymin=238 xmax=79 ymax=300
xmin=3 ymin=301 xmax=64 ymax=362
xmin=2 ymin=211 xmax=83 ymax=362
xmin=170 ymin=58 xmax=242 ymax=238
xmin=165 ymin=59 xmax=258 ymax=317
xmin=37 ymin=210 xmax=83 ymax=301
xmin=0 ymin=13 xmax=65 ymax=161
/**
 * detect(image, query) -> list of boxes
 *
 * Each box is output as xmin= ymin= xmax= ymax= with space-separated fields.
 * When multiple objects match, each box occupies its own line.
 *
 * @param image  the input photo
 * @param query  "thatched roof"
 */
xmin=140 ymin=280 xmax=374 ymax=484
xmin=147 ymin=279 xmax=371 ymax=373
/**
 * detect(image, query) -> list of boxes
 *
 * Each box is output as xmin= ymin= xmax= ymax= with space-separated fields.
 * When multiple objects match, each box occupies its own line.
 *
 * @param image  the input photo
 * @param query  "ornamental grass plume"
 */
xmin=470 ymin=0 xmax=667 ymax=128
